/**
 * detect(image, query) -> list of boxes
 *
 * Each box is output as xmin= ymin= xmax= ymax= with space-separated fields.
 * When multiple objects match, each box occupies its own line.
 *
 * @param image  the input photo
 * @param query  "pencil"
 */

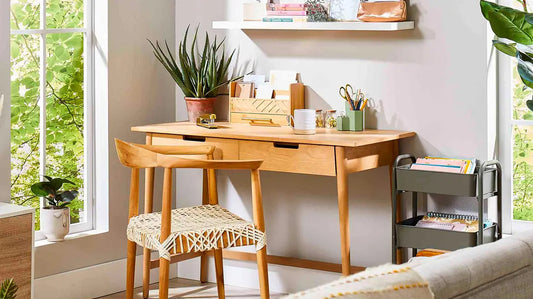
xmin=359 ymin=99 xmax=368 ymax=110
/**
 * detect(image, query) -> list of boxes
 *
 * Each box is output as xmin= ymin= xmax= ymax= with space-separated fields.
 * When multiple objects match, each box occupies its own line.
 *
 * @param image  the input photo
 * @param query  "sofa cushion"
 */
xmin=411 ymin=232 xmax=533 ymax=299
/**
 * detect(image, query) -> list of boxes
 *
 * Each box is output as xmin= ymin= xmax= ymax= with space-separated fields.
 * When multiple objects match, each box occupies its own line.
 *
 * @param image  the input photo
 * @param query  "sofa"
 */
xmin=286 ymin=230 xmax=533 ymax=298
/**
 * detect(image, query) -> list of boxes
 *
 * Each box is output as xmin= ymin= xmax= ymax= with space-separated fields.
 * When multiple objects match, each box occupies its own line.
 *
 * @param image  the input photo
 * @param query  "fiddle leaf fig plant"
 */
xmin=481 ymin=0 xmax=533 ymax=111
xmin=31 ymin=176 xmax=79 ymax=209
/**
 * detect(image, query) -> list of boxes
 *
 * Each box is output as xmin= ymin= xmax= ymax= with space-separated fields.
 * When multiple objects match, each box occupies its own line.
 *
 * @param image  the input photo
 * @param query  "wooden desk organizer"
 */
xmin=229 ymin=81 xmax=305 ymax=126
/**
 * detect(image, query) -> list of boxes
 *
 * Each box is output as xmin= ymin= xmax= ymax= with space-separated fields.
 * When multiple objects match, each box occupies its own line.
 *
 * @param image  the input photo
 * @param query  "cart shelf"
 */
xmin=391 ymin=154 xmax=502 ymax=263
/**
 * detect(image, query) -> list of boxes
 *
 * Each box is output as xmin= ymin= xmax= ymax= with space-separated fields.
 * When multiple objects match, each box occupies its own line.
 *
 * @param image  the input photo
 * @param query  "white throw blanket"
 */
xmin=284 ymin=264 xmax=434 ymax=299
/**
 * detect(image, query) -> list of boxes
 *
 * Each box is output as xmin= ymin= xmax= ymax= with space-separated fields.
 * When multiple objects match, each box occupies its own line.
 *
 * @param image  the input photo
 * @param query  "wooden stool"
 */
xmin=115 ymin=139 xmax=269 ymax=299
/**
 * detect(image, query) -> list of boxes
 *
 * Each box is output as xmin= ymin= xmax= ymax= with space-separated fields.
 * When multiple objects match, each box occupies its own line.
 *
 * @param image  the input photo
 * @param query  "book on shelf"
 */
xmin=410 ymin=163 xmax=462 ymax=173
xmin=266 ymin=10 xmax=307 ymax=16
xmin=262 ymin=16 xmax=308 ymax=22
xmin=269 ymin=3 xmax=305 ymax=11
xmin=409 ymin=157 xmax=477 ymax=174
xmin=278 ymin=0 xmax=306 ymax=4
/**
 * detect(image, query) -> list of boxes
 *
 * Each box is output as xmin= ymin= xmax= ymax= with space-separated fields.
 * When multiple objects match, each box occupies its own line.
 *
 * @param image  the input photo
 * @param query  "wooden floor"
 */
xmin=98 ymin=278 xmax=285 ymax=299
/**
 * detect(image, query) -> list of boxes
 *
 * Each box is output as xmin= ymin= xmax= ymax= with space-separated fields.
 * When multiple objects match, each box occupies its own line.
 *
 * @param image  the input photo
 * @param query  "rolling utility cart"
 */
xmin=391 ymin=154 xmax=503 ymax=264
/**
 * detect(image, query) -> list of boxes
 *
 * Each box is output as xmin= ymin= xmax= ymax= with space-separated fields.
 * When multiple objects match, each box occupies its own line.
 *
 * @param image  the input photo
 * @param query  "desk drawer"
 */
xmin=230 ymin=112 xmax=288 ymax=126
xmin=151 ymin=134 xmax=238 ymax=160
xmin=239 ymin=140 xmax=336 ymax=176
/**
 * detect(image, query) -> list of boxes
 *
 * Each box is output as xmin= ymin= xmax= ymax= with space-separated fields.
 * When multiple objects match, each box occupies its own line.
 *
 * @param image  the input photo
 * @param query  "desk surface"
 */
xmin=132 ymin=122 xmax=415 ymax=147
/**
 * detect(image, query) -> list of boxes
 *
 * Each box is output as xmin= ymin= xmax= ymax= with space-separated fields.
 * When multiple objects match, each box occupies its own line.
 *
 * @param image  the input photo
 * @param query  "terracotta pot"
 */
xmin=185 ymin=97 xmax=216 ymax=122
xmin=41 ymin=207 xmax=70 ymax=242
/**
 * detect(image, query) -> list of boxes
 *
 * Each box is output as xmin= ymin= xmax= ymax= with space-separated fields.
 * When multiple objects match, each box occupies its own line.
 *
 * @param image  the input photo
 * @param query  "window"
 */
xmin=10 ymin=0 xmax=93 ymax=236
xmin=506 ymin=63 xmax=533 ymax=224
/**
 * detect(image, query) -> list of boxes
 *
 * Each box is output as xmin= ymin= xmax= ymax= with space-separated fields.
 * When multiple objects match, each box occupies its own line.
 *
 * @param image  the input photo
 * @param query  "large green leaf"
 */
xmin=481 ymin=0 xmax=533 ymax=45
xmin=493 ymin=40 xmax=517 ymax=57
xmin=517 ymin=50 xmax=533 ymax=88
xmin=56 ymin=190 xmax=78 ymax=203
xmin=527 ymin=99 xmax=533 ymax=111
xmin=31 ymin=182 xmax=55 ymax=197
xmin=50 ymin=177 xmax=74 ymax=190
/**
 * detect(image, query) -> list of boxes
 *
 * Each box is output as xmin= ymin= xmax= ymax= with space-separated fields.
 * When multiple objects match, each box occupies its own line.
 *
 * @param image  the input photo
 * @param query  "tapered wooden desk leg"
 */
xmin=389 ymin=141 xmax=402 ymax=264
xmin=144 ymin=135 xmax=155 ymax=298
xmin=335 ymin=147 xmax=351 ymax=276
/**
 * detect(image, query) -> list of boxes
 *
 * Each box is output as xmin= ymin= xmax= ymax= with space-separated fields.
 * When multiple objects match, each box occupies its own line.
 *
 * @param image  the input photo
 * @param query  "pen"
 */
xmin=359 ymin=99 xmax=368 ymax=110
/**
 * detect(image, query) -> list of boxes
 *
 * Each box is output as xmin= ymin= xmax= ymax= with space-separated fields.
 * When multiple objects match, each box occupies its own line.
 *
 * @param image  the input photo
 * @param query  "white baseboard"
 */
xmin=35 ymin=255 xmax=177 ymax=299
xmin=177 ymin=256 xmax=340 ymax=294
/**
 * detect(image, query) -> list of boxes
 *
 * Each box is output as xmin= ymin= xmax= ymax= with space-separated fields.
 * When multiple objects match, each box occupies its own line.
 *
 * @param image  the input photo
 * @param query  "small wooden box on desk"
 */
xmin=0 ymin=203 xmax=34 ymax=298
xmin=229 ymin=82 xmax=304 ymax=125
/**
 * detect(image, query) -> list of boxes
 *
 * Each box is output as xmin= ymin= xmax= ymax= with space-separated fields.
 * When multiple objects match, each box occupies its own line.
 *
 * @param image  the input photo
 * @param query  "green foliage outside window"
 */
xmin=10 ymin=0 xmax=86 ymax=230
xmin=513 ymin=67 xmax=533 ymax=221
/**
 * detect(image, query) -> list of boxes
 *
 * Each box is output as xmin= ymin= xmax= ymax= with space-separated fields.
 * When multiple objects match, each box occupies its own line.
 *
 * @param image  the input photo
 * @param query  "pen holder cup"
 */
xmin=337 ymin=103 xmax=364 ymax=131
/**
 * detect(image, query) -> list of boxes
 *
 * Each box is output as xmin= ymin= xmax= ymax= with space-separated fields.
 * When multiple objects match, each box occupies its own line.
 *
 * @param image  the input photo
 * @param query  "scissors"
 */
xmin=339 ymin=84 xmax=356 ymax=110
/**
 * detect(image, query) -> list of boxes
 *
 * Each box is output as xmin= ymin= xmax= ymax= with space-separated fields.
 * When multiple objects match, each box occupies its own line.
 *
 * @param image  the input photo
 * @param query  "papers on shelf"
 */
xmin=410 ymin=157 xmax=477 ymax=174
xmin=243 ymin=74 xmax=266 ymax=87
xmin=415 ymin=211 xmax=480 ymax=232
xmin=255 ymin=83 xmax=274 ymax=99
xmin=240 ymin=71 xmax=299 ymax=100
xmin=270 ymin=70 xmax=298 ymax=90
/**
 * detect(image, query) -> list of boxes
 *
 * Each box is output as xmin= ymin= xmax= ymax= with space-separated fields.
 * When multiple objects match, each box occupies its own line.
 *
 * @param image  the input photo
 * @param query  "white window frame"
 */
xmin=496 ymin=1 xmax=533 ymax=233
xmin=10 ymin=0 xmax=94 ymax=240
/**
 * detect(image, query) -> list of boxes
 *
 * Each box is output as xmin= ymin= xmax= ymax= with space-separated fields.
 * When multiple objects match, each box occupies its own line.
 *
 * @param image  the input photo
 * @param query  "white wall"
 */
xmin=34 ymin=0 xmax=175 ymax=279
xmin=0 ymin=0 xmax=11 ymax=203
xmin=175 ymin=0 xmax=490 ymax=293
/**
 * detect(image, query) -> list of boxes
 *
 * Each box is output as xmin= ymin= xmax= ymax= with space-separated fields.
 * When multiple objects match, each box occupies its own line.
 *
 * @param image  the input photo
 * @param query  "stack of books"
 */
xmin=409 ymin=157 xmax=477 ymax=174
xmin=263 ymin=2 xmax=307 ymax=22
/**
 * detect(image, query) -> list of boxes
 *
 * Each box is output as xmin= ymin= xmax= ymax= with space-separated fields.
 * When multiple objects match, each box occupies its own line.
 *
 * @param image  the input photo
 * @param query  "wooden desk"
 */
xmin=132 ymin=122 xmax=415 ymax=276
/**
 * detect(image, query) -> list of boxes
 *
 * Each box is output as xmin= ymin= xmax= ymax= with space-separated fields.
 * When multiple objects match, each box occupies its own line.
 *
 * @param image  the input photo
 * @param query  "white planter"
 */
xmin=41 ymin=207 xmax=70 ymax=241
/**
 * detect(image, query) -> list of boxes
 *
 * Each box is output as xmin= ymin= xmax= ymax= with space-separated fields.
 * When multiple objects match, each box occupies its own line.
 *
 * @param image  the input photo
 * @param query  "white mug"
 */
xmin=287 ymin=109 xmax=316 ymax=135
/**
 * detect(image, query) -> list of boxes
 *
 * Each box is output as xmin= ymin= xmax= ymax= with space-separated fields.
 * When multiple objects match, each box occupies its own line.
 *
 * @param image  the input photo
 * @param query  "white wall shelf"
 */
xmin=212 ymin=21 xmax=414 ymax=31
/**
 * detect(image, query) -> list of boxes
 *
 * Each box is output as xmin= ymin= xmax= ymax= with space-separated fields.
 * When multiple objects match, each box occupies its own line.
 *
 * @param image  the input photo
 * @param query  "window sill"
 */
xmin=35 ymin=228 xmax=108 ymax=248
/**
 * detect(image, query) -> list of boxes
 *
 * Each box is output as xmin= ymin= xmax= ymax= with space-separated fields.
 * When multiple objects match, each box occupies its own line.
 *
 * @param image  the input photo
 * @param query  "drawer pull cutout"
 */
xmin=273 ymin=142 xmax=299 ymax=149
xmin=183 ymin=135 xmax=206 ymax=142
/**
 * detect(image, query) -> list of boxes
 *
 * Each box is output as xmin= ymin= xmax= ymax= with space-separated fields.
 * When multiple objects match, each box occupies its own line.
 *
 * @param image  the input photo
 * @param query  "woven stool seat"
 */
xmin=127 ymin=204 xmax=266 ymax=261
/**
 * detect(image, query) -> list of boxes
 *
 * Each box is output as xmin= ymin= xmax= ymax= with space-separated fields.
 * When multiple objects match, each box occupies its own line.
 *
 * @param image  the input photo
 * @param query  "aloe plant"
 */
xmin=0 ymin=279 xmax=17 ymax=299
xmin=149 ymin=26 xmax=243 ymax=99
xmin=481 ymin=0 xmax=533 ymax=111
xmin=31 ymin=176 xmax=78 ymax=208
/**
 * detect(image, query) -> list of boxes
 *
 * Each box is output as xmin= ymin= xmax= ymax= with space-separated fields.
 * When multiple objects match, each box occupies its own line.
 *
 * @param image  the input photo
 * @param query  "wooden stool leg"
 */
xmin=126 ymin=168 xmax=140 ymax=299
xmin=250 ymin=169 xmax=270 ymax=298
xmin=200 ymin=253 xmax=208 ymax=283
xmin=158 ymin=258 xmax=170 ymax=299
xmin=213 ymin=249 xmax=225 ymax=299
xmin=143 ymin=166 xmax=155 ymax=298
xmin=256 ymin=247 xmax=270 ymax=299
xmin=126 ymin=241 xmax=137 ymax=299
xmin=200 ymin=169 xmax=209 ymax=283
xmin=159 ymin=168 xmax=172 ymax=299
xmin=142 ymin=248 xmax=151 ymax=298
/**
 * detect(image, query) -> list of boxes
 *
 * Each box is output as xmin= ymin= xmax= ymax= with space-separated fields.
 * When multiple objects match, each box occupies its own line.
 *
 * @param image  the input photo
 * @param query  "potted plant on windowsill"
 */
xmin=149 ymin=26 xmax=243 ymax=122
xmin=31 ymin=176 xmax=79 ymax=242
